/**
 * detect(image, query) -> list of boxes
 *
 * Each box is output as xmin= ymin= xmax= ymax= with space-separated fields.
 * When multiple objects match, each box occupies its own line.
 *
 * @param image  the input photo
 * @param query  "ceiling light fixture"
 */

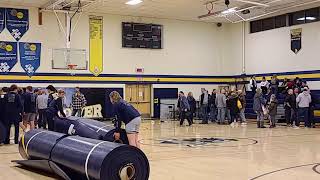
xmin=297 ymin=17 xmax=316 ymax=21
xmin=221 ymin=7 xmax=237 ymax=15
xmin=126 ymin=0 xmax=143 ymax=5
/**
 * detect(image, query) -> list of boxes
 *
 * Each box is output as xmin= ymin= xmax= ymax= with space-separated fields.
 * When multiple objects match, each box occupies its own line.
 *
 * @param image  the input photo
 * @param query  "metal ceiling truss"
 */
xmin=41 ymin=0 xmax=100 ymax=13
xmin=200 ymin=0 xmax=320 ymax=23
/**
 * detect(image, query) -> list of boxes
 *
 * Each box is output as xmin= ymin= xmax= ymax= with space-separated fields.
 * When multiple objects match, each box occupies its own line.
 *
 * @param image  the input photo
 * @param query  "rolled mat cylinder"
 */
xmin=16 ymin=129 xmax=149 ymax=180
xmin=54 ymin=117 xmax=129 ymax=144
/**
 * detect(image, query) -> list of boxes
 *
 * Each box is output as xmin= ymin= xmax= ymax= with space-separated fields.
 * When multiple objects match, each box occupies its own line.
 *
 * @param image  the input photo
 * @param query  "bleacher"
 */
xmin=245 ymin=90 xmax=320 ymax=123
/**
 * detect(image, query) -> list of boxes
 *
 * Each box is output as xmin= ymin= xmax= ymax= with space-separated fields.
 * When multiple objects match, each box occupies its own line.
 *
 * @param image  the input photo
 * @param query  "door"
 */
xmin=125 ymin=84 xmax=151 ymax=118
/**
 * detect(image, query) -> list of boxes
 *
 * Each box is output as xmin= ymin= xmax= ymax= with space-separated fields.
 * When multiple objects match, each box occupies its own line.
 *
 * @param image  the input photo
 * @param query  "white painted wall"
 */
xmin=0 ymin=6 xmax=234 ymax=76
xmin=245 ymin=21 xmax=320 ymax=74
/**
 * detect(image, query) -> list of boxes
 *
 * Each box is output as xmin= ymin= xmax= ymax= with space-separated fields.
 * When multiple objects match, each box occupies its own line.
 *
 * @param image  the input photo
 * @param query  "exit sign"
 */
xmin=136 ymin=68 xmax=144 ymax=73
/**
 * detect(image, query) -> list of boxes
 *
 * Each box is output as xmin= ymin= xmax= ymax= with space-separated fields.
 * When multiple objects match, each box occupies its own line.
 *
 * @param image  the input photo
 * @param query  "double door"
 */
xmin=125 ymin=84 xmax=151 ymax=118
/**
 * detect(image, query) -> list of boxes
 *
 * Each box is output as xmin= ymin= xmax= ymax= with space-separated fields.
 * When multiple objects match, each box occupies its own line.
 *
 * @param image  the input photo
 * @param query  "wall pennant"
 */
xmin=89 ymin=16 xmax=103 ymax=76
xmin=19 ymin=42 xmax=41 ymax=77
xmin=291 ymin=28 xmax=302 ymax=54
xmin=6 ymin=8 xmax=29 ymax=41
xmin=0 ymin=8 xmax=4 ymax=34
xmin=0 ymin=41 xmax=18 ymax=73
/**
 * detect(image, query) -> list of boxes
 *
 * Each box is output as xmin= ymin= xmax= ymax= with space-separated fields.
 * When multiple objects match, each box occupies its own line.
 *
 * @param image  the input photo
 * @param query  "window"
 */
xmin=262 ymin=17 xmax=275 ymax=31
xmin=305 ymin=8 xmax=319 ymax=23
xmin=250 ymin=20 xmax=262 ymax=33
xmin=289 ymin=10 xmax=305 ymax=25
xmin=250 ymin=6 xmax=320 ymax=33
xmin=275 ymin=15 xmax=287 ymax=28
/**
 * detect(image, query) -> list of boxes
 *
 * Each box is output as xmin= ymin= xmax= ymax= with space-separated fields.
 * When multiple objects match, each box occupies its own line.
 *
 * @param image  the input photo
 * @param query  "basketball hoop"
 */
xmin=67 ymin=64 xmax=78 ymax=76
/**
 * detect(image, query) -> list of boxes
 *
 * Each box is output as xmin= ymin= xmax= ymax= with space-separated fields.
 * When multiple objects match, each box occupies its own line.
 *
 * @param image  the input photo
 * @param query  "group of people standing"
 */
xmin=0 ymin=85 xmax=87 ymax=145
xmin=177 ymin=88 xmax=247 ymax=126
xmin=250 ymin=75 xmax=317 ymax=129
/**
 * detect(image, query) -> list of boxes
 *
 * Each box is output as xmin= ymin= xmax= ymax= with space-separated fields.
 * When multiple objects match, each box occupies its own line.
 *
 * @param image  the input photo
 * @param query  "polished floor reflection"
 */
xmin=1 ymin=120 xmax=320 ymax=180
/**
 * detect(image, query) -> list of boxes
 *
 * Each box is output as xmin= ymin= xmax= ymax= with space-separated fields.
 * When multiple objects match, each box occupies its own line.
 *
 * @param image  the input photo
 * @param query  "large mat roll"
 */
xmin=54 ymin=117 xmax=128 ymax=144
xmin=15 ymin=129 xmax=150 ymax=180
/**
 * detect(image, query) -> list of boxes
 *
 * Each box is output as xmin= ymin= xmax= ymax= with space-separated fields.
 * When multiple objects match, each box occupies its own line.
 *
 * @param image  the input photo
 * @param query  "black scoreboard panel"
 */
xmin=122 ymin=22 xmax=162 ymax=49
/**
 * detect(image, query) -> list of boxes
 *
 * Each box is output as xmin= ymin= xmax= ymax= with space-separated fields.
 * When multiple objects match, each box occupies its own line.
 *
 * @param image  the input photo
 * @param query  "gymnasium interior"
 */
xmin=1 ymin=0 xmax=320 ymax=179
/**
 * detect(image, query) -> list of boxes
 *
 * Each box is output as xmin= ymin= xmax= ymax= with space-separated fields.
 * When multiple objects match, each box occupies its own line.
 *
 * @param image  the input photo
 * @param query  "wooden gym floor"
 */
xmin=1 ymin=120 xmax=320 ymax=180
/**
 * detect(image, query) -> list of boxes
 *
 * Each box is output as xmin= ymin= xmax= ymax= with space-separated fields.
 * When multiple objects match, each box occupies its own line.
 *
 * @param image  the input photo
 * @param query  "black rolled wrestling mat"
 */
xmin=54 ymin=117 xmax=129 ymax=144
xmin=14 ymin=129 xmax=150 ymax=180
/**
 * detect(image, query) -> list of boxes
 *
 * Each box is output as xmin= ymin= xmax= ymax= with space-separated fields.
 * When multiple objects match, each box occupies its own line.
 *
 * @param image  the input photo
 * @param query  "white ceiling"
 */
xmin=1 ymin=0 xmax=320 ymax=22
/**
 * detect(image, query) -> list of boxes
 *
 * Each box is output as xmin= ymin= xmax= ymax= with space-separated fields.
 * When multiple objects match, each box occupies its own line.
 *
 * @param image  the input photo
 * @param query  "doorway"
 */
xmin=125 ymin=84 xmax=152 ymax=118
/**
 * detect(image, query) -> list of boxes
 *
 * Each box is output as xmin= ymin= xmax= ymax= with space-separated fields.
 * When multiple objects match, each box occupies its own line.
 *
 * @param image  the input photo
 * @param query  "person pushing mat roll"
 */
xmin=109 ymin=91 xmax=142 ymax=149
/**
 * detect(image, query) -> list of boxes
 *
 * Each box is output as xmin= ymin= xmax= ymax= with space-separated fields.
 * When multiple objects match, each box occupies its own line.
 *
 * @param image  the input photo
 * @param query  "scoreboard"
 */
xmin=122 ymin=22 xmax=162 ymax=49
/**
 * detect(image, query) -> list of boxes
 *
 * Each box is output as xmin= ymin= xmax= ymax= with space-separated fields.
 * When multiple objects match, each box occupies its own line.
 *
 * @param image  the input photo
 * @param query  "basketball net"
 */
xmin=67 ymin=64 xmax=78 ymax=76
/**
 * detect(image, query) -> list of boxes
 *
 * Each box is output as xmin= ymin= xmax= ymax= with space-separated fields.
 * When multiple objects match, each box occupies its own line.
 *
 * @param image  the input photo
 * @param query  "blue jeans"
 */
xmin=201 ymin=104 xmax=209 ymax=123
xmin=298 ymin=107 xmax=310 ymax=127
xmin=217 ymin=107 xmax=226 ymax=123
xmin=72 ymin=109 xmax=82 ymax=117
xmin=210 ymin=106 xmax=217 ymax=122
xmin=239 ymin=108 xmax=246 ymax=123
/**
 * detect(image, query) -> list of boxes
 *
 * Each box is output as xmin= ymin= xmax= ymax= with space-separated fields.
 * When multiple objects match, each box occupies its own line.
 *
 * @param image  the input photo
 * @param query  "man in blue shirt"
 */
xmin=178 ymin=91 xmax=192 ymax=126
xmin=4 ymin=85 xmax=26 ymax=144
xmin=23 ymin=86 xmax=37 ymax=130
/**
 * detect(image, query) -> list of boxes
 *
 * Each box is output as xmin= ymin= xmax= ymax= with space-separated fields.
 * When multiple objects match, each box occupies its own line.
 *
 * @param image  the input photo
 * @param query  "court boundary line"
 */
xmin=249 ymin=163 xmax=320 ymax=180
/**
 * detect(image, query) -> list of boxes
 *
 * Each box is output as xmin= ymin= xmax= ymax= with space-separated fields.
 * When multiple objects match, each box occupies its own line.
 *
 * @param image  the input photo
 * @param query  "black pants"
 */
xmin=189 ymin=110 xmax=195 ymax=124
xmin=47 ymin=112 xmax=55 ymax=131
xmin=230 ymin=113 xmax=239 ymax=124
xmin=285 ymin=107 xmax=292 ymax=125
xmin=5 ymin=121 xmax=19 ymax=144
xmin=309 ymin=106 xmax=315 ymax=127
xmin=38 ymin=109 xmax=47 ymax=129
xmin=180 ymin=111 xmax=192 ymax=126
xmin=298 ymin=107 xmax=310 ymax=128
xmin=0 ymin=121 xmax=6 ymax=143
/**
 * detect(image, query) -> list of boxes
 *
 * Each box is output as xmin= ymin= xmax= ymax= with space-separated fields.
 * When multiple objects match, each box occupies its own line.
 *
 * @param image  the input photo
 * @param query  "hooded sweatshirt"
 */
xmin=47 ymin=93 xmax=66 ymax=117
xmin=296 ymin=91 xmax=312 ymax=108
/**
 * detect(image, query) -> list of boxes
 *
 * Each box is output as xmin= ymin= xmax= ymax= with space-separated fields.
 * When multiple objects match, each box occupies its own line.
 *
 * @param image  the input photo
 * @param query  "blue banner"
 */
xmin=6 ymin=8 xmax=29 ymax=41
xmin=19 ymin=42 xmax=41 ymax=77
xmin=0 ymin=8 xmax=4 ymax=34
xmin=0 ymin=41 xmax=18 ymax=73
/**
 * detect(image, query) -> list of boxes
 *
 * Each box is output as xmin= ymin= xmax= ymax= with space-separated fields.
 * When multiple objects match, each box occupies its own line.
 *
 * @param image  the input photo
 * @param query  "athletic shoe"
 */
xmin=293 ymin=125 xmax=300 ymax=129
xmin=260 ymin=126 xmax=267 ymax=128
xmin=241 ymin=122 xmax=247 ymax=125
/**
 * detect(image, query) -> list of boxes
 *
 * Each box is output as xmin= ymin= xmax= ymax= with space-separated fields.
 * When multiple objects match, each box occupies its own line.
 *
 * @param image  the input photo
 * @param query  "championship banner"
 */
xmin=0 ymin=41 xmax=18 ymax=73
xmin=19 ymin=42 xmax=41 ymax=77
xmin=89 ymin=16 xmax=103 ymax=76
xmin=0 ymin=8 xmax=5 ymax=34
xmin=291 ymin=28 xmax=302 ymax=54
xmin=6 ymin=8 xmax=29 ymax=41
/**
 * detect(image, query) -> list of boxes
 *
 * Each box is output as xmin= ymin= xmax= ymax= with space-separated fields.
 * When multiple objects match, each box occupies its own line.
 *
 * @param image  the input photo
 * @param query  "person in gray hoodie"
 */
xmin=178 ymin=91 xmax=192 ymax=126
xmin=215 ymin=89 xmax=227 ymax=124
xmin=253 ymin=88 xmax=267 ymax=128
xmin=296 ymin=87 xmax=312 ymax=128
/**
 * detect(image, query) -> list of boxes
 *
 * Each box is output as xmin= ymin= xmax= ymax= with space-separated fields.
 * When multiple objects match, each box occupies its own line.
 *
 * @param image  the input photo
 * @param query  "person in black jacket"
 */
xmin=23 ymin=86 xmax=37 ymax=130
xmin=110 ymin=91 xmax=141 ymax=148
xmin=4 ymin=85 xmax=26 ymax=144
xmin=228 ymin=92 xmax=240 ymax=125
xmin=284 ymin=89 xmax=297 ymax=127
xmin=187 ymin=92 xmax=196 ymax=124
xmin=46 ymin=89 xmax=66 ymax=131
xmin=0 ymin=87 xmax=8 ymax=144
xmin=178 ymin=91 xmax=192 ymax=126
xmin=209 ymin=89 xmax=217 ymax=122
xmin=46 ymin=85 xmax=57 ymax=107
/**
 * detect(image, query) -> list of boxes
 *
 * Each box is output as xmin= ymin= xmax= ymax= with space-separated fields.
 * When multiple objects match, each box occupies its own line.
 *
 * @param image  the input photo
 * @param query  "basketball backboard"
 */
xmin=52 ymin=48 xmax=88 ymax=70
